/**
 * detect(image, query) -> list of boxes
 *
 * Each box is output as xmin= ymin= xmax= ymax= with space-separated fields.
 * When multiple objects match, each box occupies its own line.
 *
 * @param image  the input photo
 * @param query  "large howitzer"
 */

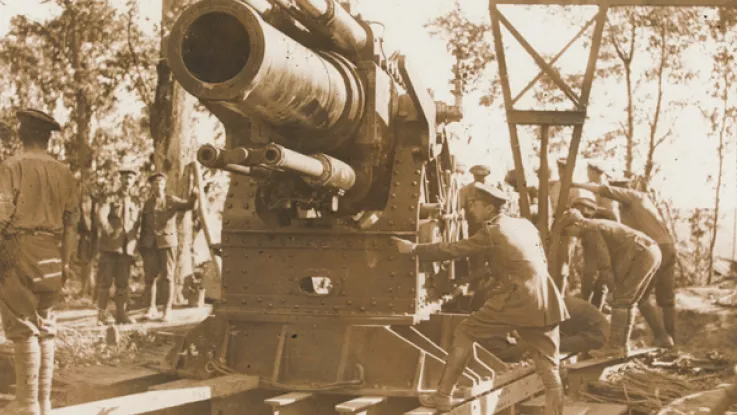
xmin=166 ymin=0 xmax=506 ymax=401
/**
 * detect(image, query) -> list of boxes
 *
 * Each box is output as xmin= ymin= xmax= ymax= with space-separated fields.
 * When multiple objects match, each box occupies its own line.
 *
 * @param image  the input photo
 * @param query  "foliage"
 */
xmin=424 ymin=0 xmax=498 ymax=101
xmin=0 ymin=0 xmax=157 ymax=196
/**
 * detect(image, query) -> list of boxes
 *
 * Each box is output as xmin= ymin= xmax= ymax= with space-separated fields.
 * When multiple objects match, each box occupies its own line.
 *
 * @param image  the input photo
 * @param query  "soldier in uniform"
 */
xmin=570 ymin=195 xmax=608 ymax=310
xmin=482 ymin=295 xmax=608 ymax=361
xmin=0 ymin=109 xmax=79 ymax=415
xmin=559 ymin=209 xmax=672 ymax=357
xmin=572 ymin=179 xmax=678 ymax=346
xmin=139 ymin=172 xmax=197 ymax=322
xmin=96 ymin=165 xmax=139 ymax=325
xmin=392 ymin=183 xmax=568 ymax=414
xmin=77 ymin=184 xmax=98 ymax=298
xmin=586 ymin=161 xmax=620 ymax=222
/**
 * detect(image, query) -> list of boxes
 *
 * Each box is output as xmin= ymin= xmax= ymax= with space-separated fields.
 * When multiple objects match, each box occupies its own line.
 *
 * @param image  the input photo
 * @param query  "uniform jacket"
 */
xmin=579 ymin=219 xmax=658 ymax=285
xmin=138 ymin=194 xmax=195 ymax=249
xmin=98 ymin=194 xmax=139 ymax=256
xmin=415 ymin=214 xmax=569 ymax=327
xmin=599 ymin=186 xmax=672 ymax=245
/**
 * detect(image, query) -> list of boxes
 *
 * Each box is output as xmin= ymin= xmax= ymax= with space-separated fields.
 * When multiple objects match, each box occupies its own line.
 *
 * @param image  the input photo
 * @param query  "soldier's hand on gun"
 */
xmin=390 ymin=237 xmax=416 ymax=254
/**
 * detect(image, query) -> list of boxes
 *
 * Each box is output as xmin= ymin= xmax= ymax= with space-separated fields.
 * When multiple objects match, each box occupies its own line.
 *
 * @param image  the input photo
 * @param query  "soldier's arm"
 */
xmin=597 ymin=185 xmax=641 ymax=206
xmin=0 ymin=163 xmax=16 ymax=233
xmin=414 ymin=225 xmax=492 ymax=262
xmin=571 ymin=182 xmax=605 ymax=195
xmin=169 ymin=194 xmax=197 ymax=211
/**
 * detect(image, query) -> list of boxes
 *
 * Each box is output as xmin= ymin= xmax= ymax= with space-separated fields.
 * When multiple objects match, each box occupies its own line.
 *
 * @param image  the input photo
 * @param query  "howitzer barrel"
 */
xmin=167 ymin=0 xmax=364 ymax=140
xmin=263 ymin=144 xmax=355 ymax=191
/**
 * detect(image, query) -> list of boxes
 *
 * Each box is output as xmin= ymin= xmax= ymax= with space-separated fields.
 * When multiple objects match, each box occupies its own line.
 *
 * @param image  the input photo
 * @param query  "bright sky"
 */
xmin=0 ymin=0 xmax=734 ymax=214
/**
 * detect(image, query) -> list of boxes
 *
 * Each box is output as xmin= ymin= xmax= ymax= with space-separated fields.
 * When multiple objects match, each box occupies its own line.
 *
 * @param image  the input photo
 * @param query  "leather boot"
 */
xmin=1 ymin=339 xmax=41 ymax=415
xmin=639 ymin=301 xmax=674 ymax=349
xmin=418 ymin=346 xmax=470 ymax=411
xmin=38 ymin=338 xmax=54 ymax=415
xmin=589 ymin=307 xmax=633 ymax=359
xmin=97 ymin=289 xmax=111 ymax=326
xmin=114 ymin=291 xmax=134 ymax=325
xmin=661 ymin=306 xmax=677 ymax=345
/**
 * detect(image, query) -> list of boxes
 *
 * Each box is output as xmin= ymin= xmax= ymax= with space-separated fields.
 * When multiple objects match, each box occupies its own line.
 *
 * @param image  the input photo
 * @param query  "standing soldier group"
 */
xmin=0 ymin=109 xmax=197 ymax=414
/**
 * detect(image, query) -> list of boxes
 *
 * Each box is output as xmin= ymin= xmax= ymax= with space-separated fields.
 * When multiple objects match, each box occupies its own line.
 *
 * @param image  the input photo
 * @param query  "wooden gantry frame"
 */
xmin=488 ymin=0 xmax=737 ymax=289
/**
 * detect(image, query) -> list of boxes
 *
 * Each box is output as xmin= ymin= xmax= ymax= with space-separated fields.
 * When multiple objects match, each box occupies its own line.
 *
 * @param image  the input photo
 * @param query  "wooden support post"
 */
xmin=537 ymin=125 xmax=550 ymax=242
xmin=546 ymin=6 xmax=608 ymax=291
xmin=489 ymin=3 xmax=531 ymax=219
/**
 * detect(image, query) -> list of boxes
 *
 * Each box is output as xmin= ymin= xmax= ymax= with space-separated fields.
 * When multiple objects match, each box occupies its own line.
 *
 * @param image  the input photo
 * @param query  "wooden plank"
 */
xmin=567 ymin=348 xmax=656 ymax=371
xmin=265 ymin=392 xmax=315 ymax=415
xmin=405 ymin=372 xmax=545 ymax=415
xmin=335 ymin=396 xmax=386 ymax=414
xmin=51 ymin=374 xmax=259 ymax=415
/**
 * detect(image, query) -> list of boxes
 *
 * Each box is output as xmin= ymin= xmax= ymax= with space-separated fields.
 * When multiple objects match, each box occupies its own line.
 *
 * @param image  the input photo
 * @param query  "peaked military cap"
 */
xmin=148 ymin=172 xmax=167 ymax=182
xmin=587 ymin=161 xmax=609 ymax=175
xmin=570 ymin=196 xmax=597 ymax=211
xmin=16 ymin=109 xmax=61 ymax=132
xmin=609 ymin=178 xmax=631 ymax=187
xmin=472 ymin=182 xmax=509 ymax=204
xmin=469 ymin=164 xmax=491 ymax=177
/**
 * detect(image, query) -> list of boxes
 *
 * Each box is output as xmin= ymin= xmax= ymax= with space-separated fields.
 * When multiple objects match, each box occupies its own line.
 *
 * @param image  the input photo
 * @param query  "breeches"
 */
xmin=0 ymin=269 xmax=56 ymax=342
xmin=611 ymin=244 xmax=661 ymax=308
xmin=141 ymin=247 xmax=176 ymax=284
xmin=641 ymin=243 xmax=676 ymax=307
xmin=97 ymin=252 xmax=133 ymax=290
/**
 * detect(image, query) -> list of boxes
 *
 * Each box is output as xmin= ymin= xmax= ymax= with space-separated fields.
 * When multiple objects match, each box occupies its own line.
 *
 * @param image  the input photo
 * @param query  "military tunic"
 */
xmin=97 ymin=194 xmax=139 ymax=293
xmin=598 ymin=185 xmax=675 ymax=307
xmin=579 ymin=219 xmax=662 ymax=308
xmin=414 ymin=214 xmax=569 ymax=367
xmin=0 ymin=151 xmax=79 ymax=341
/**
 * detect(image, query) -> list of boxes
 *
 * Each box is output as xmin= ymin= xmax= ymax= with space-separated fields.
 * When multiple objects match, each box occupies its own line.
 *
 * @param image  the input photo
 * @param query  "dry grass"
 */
xmin=54 ymin=327 xmax=170 ymax=369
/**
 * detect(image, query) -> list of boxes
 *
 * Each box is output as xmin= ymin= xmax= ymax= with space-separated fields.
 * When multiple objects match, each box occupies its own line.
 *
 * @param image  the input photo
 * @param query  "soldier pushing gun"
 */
xmin=392 ymin=183 xmax=568 ymax=415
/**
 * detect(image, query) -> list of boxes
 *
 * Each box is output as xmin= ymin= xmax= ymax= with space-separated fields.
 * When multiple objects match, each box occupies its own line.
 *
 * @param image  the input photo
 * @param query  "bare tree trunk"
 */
xmin=643 ymin=22 xmax=668 ymax=187
xmin=69 ymin=5 xmax=94 ymax=179
xmin=150 ymin=0 xmax=197 ymax=305
xmin=611 ymin=21 xmax=637 ymax=177
xmin=708 ymin=69 xmax=729 ymax=285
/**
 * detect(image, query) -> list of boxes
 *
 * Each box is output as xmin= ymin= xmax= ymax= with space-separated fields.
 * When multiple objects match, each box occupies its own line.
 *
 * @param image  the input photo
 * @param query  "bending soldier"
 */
xmin=560 ymin=209 xmax=673 ymax=358
xmin=570 ymin=196 xmax=609 ymax=310
xmin=573 ymin=179 xmax=678 ymax=346
xmin=139 ymin=172 xmax=197 ymax=322
xmin=392 ymin=182 xmax=568 ymax=414
xmin=585 ymin=161 xmax=620 ymax=222
xmin=97 ymin=165 xmax=139 ymax=325
xmin=0 ymin=109 xmax=79 ymax=415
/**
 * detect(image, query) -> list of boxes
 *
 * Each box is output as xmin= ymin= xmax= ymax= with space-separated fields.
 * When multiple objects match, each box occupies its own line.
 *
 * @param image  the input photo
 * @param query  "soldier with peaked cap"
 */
xmin=569 ymin=193 xmax=608 ymax=310
xmin=139 ymin=172 xmax=197 ymax=322
xmin=0 ymin=109 xmax=79 ymax=415
xmin=392 ymin=183 xmax=568 ymax=414
xmin=559 ymin=209 xmax=673 ymax=358
xmin=459 ymin=164 xmax=491 ymax=235
xmin=572 ymin=177 xmax=677 ymax=347
xmin=96 ymin=163 xmax=140 ymax=326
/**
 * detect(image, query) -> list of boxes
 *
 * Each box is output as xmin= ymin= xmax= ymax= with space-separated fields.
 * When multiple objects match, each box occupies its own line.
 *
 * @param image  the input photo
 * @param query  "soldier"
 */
xmin=572 ymin=178 xmax=678 ymax=346
xmin=559 ymin=209 xmax=673 ymax=358
xmin=570 ymin=195 xmax=609 ymax=310
xmin=139 ymin=172 xmax=197 ymax=322
xmin=548 ymin=158 xmax=568 ymax=213
xmin=97 ymin=165 xmax=139 ymax=325
xmin=392 ymin=183 xmax=568 ymax=414
xmin=0 ymin=109 xmax=79 ymax=415
xmin=586 ymin=161 xmax=620 ymax=222
xmin=459 ymin=164 xmax=490 ymax=235
xmin=482 ymin=295 xmax=608 ymax=361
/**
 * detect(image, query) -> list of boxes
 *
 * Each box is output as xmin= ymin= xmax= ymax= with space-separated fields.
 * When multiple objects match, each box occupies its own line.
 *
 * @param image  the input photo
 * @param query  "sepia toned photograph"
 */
xmin=0 ymin=0 xmax=736 ymax=413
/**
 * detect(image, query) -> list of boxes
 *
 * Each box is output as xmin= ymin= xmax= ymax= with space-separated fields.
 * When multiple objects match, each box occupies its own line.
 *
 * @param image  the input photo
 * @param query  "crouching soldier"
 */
xmin=392 ymin=182 xmax=568 ymax=414
xmin=0 ymin=110 xmax=79 ymax=415
xmin=483 ymin=296 xmax=608 ymax=361
xmin=559 ymin=209 xmax=672 ymax=358
xmin=139 ymin=172 xmax=197 ymax=322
